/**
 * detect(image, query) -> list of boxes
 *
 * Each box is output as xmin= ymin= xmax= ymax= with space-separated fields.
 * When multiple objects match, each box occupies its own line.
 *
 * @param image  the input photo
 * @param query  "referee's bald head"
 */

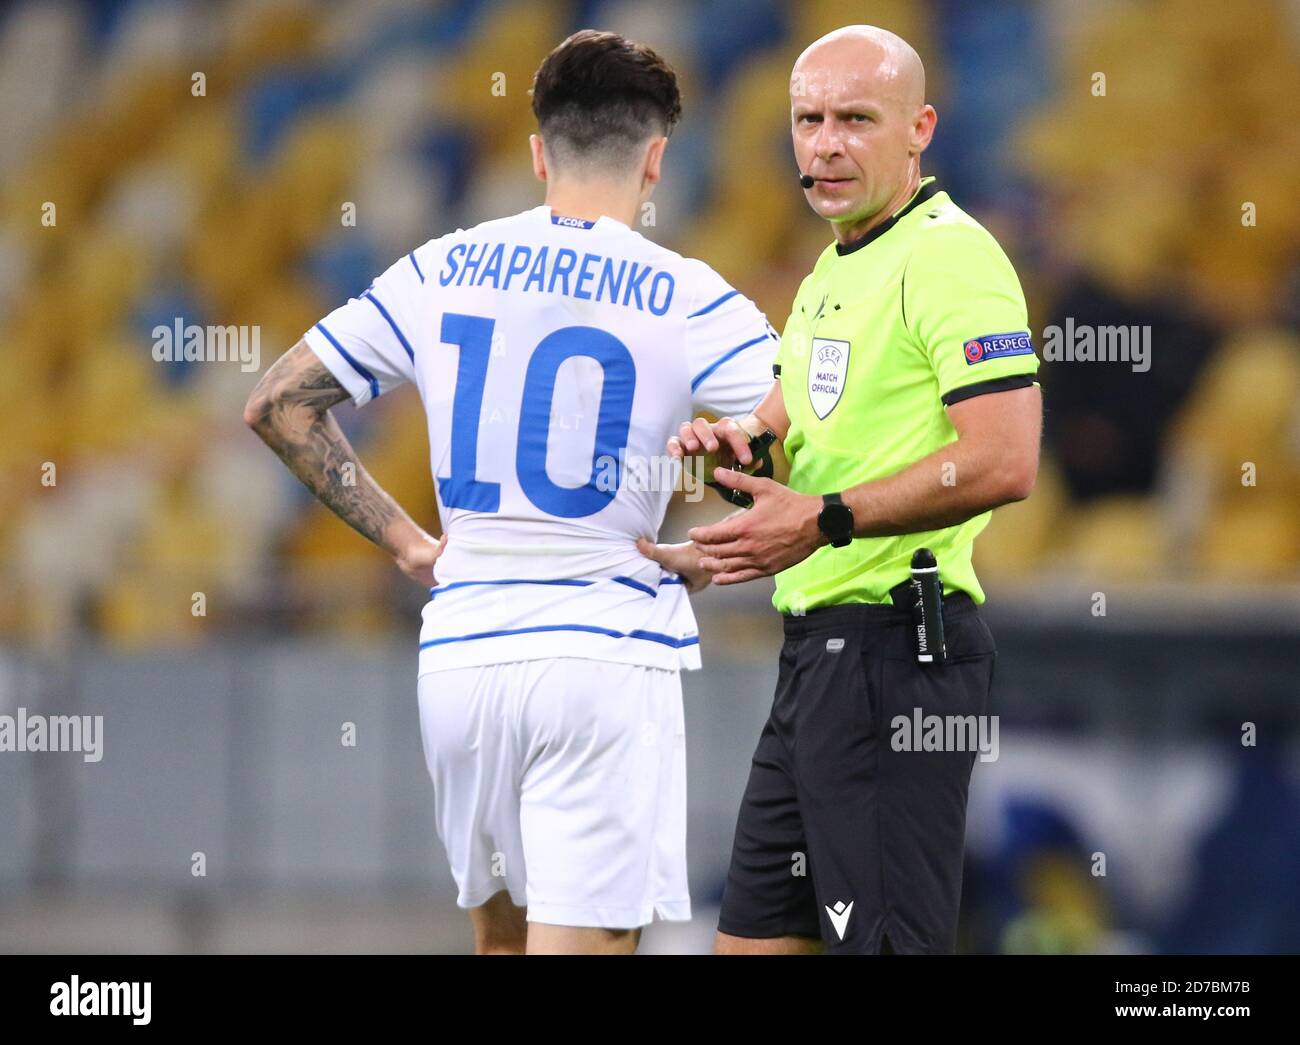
xmin=796 ymin=25 xmax=927 ymax=112
xmin=790 ymin=25 xmax=936 ymax=236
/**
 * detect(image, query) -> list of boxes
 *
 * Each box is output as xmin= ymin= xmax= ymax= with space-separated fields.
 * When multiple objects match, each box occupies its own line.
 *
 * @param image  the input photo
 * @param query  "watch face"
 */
xmin=820 ymin=502 xmax=854 ymax=545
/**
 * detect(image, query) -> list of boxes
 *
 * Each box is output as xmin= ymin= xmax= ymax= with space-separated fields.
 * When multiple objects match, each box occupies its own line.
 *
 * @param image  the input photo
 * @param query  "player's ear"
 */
xmin=530 ymin=134 xmax=548 ymax=183
xmin=642 ymin=135 xmax=667 ymax=189
xmin=910 ymin=104 xmax=937 ymax=155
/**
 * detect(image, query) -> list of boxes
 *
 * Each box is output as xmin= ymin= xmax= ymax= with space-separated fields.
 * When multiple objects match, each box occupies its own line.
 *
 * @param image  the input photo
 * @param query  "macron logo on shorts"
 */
xmin=825 ymin=899 xmax=854 ymax=940
xmin=962 ymin=330 xmax=1034 ymax=365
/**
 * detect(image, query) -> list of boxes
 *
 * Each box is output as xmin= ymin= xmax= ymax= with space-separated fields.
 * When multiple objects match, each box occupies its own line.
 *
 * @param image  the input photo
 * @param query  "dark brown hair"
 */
xmin=531 ymin=30 xmax=682 ymax=168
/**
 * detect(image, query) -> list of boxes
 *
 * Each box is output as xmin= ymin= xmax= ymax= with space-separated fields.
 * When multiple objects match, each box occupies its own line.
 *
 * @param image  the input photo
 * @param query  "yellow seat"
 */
xmin=440 ymin=1 xmax=567 ymax=163
xmin=1198 ymin=496 xmax=1300 ymax=579
xmin=1170 ymin=329 xmax=1300 ymax=481
xmin=1059 ymin=496 xmax=1171 ymax=581
xmin=973 ymin=456 xmax=1067 ymax=581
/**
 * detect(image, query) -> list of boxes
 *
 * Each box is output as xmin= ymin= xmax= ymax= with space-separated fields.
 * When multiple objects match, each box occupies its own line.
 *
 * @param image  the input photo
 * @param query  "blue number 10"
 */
xmin=436 ymin=312 xmax=636 ymax=518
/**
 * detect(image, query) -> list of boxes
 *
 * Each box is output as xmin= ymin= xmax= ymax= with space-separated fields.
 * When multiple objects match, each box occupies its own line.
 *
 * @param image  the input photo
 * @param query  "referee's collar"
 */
xmin=833 ymin=176 xmax=941 ymax=257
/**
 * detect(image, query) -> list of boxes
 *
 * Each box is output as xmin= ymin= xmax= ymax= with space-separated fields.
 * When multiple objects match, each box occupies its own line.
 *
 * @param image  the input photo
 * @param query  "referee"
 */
xmin=659 ymin=25 xmax=1042 ymax=954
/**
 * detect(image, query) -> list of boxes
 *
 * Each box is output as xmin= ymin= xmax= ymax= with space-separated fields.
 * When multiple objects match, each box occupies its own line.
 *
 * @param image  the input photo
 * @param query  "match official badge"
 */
xmin=808 ymin=337 xmax=851 ymax=419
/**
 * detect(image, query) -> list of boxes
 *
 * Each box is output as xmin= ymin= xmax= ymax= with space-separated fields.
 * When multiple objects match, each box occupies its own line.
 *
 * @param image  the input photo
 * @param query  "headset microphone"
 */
xmin=798 ymin=173 xmax=815 ymax=189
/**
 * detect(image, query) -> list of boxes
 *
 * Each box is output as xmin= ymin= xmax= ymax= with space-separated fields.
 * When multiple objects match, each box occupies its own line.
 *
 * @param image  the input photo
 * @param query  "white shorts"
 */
xmin=417 ymin=658 xmax=690 ymax=929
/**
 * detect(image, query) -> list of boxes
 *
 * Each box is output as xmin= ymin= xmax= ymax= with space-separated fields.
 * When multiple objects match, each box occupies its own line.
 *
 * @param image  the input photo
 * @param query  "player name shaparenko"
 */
xmin=438 ymin=241 xmax=676 ymax=315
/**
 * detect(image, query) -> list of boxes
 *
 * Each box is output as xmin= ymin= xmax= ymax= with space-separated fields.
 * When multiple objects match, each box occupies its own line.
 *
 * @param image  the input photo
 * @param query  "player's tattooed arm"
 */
xmin=244 ymin=340 xmax=445 ymax=586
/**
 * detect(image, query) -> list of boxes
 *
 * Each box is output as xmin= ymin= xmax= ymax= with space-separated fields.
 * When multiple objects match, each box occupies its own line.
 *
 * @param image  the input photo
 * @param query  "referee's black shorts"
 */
xmin=716 ymin=592 xmax=996 ymax=954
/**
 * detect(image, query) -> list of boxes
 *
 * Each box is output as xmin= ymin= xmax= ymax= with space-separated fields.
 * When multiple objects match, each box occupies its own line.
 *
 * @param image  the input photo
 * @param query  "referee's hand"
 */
xmin=688 ymin=468 xmax=825 ymax=584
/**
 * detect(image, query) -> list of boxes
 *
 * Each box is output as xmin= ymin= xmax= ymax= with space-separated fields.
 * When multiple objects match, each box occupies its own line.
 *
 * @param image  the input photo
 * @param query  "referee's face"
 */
xmin=790 ymin=38 xmax=934 ymax=236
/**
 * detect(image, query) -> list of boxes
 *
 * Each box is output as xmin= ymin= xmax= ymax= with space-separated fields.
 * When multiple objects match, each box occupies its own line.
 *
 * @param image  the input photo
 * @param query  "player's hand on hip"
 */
xmin=635 ymin=537 xmax=712 ymax=593
xmin=396 ymin=531 xmax=449 ymax=588
xmin=688 ymin=469 xmax=824 ymax=584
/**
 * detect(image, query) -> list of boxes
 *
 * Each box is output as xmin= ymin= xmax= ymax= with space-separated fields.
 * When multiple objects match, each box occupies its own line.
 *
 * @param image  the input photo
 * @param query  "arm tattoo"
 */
xmin=246 ymin=340 xmax=410 ymax=553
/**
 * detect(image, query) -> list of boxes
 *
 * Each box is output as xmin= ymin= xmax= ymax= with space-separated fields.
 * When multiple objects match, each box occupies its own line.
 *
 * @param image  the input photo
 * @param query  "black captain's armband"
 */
xmin=773 ymin=363 xmax=782 ymax=377
xmin=706 ymin=429 xmax=776 ymax=509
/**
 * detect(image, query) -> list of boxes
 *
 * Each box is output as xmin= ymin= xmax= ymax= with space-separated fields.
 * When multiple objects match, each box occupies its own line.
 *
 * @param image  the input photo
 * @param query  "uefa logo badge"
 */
xmin=807 ymin=337 xmax=851 ymax=419
xmin=964 ymin=339 xmax=984 ymax=362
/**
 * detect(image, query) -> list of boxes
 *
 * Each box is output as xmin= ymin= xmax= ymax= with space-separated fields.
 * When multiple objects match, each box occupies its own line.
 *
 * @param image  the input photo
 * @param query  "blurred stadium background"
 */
xmin=2 ymin=0 xmax=1299 ymax=954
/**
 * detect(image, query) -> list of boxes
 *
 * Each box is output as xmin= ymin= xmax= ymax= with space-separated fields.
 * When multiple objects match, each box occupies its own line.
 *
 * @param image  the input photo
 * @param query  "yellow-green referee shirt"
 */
xmin=773 ymin=176 xmax=1039 ymax=614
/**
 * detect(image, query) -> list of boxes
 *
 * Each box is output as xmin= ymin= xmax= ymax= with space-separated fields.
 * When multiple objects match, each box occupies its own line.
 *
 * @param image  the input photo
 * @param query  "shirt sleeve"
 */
xmin=302 ymin=246 xmax=432 ymax=407
xmin=903 ymin=222 xmax=1039 ymax=406
xmin=683 ymin=263 xmax=779 ymax=418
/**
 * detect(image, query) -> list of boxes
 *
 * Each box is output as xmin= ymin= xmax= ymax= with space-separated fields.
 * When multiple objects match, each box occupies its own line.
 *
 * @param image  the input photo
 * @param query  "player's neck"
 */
xmin=544 ymin=183 xmax=640 ymax=228
xmin=831 ymin=167 xmax=923 ymax=246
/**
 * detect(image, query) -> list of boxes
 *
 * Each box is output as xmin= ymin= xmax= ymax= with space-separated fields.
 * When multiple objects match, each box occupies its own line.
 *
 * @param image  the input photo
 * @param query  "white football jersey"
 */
xmin=304 ymin=205 xmax=777 ymax=675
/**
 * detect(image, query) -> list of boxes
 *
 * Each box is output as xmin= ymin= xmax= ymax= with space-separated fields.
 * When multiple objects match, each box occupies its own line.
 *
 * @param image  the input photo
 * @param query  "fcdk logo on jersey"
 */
xmin=808 ymin=337 xmax=851 ymax=419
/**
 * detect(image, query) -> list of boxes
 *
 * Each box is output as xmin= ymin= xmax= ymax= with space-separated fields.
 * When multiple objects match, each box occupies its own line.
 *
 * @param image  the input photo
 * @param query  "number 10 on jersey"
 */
xmin=436 ymin=312 xmax=637 ymax=519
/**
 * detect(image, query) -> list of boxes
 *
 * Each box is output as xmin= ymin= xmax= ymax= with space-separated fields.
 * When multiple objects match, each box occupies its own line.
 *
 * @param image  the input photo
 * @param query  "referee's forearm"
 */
xmin=839 ymin=442 xmax=1033 ymax=538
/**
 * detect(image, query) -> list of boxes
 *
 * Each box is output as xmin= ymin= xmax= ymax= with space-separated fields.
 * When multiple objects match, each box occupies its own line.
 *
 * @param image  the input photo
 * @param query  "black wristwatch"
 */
xmin=818 ymin=493 xmax=854 ymax=548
